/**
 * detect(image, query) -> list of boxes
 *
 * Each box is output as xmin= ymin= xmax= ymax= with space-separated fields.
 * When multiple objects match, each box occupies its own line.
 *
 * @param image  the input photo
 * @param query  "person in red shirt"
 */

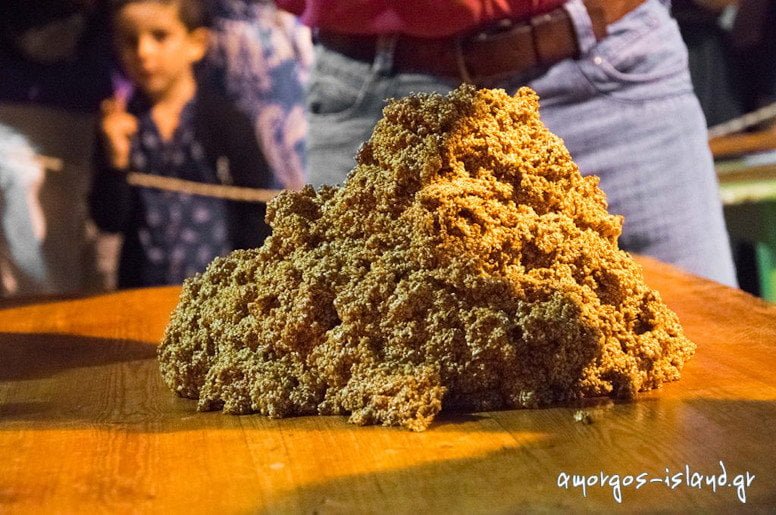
xmin=277 ymin=0 xmax=739 ymax=287
xmin=280 ymin=0 xmax=567 ymax=38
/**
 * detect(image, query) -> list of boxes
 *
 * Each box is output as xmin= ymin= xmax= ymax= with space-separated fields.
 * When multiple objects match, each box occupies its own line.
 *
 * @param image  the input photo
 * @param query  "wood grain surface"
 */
xmin=1 ymin=257 xmax=775 ymax=513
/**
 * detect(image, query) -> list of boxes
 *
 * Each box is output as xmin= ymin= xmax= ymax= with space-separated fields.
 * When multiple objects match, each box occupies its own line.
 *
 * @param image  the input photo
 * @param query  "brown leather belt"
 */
xmin=317 ymin=0 xmax=645 ymax=84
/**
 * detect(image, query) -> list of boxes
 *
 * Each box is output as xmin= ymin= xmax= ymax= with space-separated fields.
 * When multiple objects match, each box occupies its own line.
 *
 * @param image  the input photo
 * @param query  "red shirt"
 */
xmin=277 ymin=1 xmax=568 ymax=37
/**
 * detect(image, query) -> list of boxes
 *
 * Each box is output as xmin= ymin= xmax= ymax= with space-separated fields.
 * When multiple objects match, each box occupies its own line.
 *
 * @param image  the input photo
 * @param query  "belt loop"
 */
xmin=563 ymin=0 xmax=599 ymax=56
xmin=373 ymin=34 xmax=397 ymax=75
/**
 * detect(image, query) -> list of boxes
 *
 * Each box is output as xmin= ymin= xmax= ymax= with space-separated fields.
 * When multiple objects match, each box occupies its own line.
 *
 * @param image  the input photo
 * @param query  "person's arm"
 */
xmin=196 ymin=85 xmax=273 ymax=249
xmin=88 ymin=96 xmax=137 ymax=233
xmin=223 ymin=103 xmax=273 ymax=250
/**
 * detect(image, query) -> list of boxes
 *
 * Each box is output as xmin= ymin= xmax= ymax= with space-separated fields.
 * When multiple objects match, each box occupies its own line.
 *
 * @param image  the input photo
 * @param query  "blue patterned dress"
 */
xmin=90 ymin=88 xmax=272 ymax=288
xmin=127 ymin=96 xmax=230 ymax=286
xmin=200 ymin=0 xmax=313 ymax=190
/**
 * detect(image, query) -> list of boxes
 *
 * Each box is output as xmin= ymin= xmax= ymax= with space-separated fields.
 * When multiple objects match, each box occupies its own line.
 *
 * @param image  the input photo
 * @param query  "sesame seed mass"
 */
xmin=158 ymin=85 xmax=695 ymax=431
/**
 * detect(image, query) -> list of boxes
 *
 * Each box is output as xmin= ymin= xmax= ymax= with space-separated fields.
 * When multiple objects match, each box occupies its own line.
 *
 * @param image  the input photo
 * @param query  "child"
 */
xmin=89 ymin=0 xmax=273 ymax=288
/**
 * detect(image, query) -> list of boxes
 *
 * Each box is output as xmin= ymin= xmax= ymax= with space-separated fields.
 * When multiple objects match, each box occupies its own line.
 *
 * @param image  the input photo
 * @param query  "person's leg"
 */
xmin=0 ymin=124 xmax=51 ymax=295
xmin=306 ymin=39 xmax=463 ymax=187
xmin=522 ymin=0 xmax=737 ymax=286
xmin=305 ymin=39 xmax=401 ymax=187
xmin=304 ymin=0 xmax=736 ymax=285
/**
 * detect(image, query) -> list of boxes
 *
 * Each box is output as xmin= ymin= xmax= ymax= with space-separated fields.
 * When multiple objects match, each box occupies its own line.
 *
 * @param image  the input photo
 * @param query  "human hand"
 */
xmin=99 ymin=95 xmax=137 ymax=169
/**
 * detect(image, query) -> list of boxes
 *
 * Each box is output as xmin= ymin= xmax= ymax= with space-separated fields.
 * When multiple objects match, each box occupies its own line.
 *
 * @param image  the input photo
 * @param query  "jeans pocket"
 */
xmin=575 ymin=1 xmax=693 ymax=103
xmin=306 ymin=46 xmax=376 ymax=121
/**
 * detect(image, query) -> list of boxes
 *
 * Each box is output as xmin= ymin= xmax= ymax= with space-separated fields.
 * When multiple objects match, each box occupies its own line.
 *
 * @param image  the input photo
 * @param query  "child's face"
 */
xmin=114 ymin=2 xmax=208 ymax=101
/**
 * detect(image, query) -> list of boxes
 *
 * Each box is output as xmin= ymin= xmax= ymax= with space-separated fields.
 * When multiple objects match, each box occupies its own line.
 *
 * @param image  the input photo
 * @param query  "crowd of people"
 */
xmin=1 ymin=0 xmax=763 ymax=298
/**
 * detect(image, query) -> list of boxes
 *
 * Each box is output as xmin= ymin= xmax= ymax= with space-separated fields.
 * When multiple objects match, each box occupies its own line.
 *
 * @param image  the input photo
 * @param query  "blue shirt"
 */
xmin=127 ymin=96 xmax=230 ymax=286
xmin=90 ymin=87 xmax=273 ymax=288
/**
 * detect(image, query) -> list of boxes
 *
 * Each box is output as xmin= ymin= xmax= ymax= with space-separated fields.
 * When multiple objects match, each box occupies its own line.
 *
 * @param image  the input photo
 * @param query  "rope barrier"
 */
xmin=31 ymin=101 xmax=776 ymax=203
xmin=708 ymin=101 xmax=776 ymax=139
xmin=125 ymin=172 xmax=282 ymax=203
xmin=36 ymin=154 xmax=282 ymax=203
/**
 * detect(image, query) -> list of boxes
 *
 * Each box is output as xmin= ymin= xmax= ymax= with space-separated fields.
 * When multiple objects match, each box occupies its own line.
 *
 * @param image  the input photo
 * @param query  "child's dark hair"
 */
xmin=111 ymin=0 xmax=211 ymax=30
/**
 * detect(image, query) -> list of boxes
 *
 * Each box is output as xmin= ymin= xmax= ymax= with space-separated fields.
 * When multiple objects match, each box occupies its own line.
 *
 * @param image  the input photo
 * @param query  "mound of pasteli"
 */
xmin=158 ymin=85 xmax=694 ymax=431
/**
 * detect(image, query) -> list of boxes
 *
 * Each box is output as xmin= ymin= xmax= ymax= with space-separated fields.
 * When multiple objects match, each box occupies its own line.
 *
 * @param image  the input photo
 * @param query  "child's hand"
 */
xmin=100 ymin=95 xmax=137 ymax=169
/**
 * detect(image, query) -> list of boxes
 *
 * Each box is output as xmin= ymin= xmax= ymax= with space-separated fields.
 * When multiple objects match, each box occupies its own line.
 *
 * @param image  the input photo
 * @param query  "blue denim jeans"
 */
xmin=0 ymin=123 xmax=50 ymax=295
xmin=305 ymin=0 xmax=737 ymax=286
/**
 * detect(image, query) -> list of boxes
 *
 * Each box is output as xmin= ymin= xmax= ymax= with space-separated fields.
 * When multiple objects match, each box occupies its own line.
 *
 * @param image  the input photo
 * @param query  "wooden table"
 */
xmin=1 ymin=257 xmax=775 ymax=513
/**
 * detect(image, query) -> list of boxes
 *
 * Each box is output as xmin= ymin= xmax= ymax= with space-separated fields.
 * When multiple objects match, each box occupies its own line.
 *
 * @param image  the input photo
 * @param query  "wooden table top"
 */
xmin=1 ymin=256 xmax=775 ymax=513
